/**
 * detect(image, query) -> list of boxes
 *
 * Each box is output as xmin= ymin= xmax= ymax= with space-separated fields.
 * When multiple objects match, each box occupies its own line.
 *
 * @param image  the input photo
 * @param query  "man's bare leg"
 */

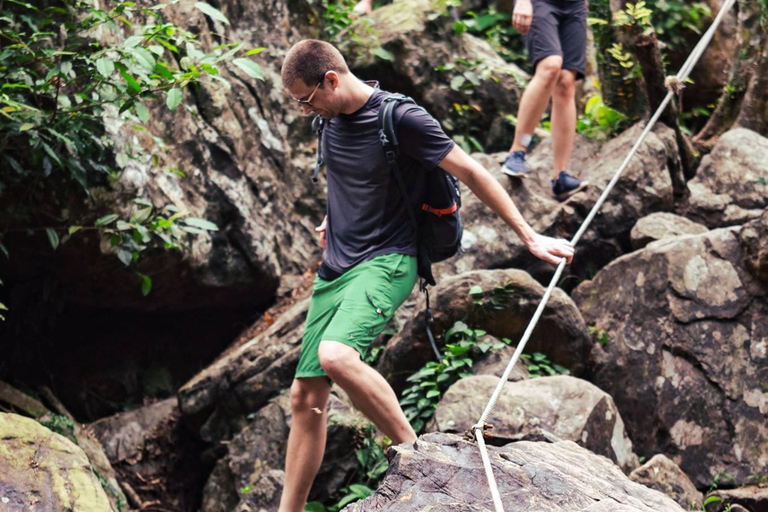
xmin=550 ymin=69 xmax=577 ymax=178
xmin=318 ymin=340 xmax=416 ymax=444
xmin=509 ymin=55 xmax=564 ymax=153
xmin=278 ymin=377 xmax=332 ymax=512
xmin=352 ymin=0 xmax=373 ymax=16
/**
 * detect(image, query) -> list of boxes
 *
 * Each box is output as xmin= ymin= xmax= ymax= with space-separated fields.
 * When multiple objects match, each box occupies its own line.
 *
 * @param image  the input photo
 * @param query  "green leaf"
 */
xmin=703 ymin=496 xmax=722 ymax=505
xmin=183 ymin=217 xmax=219 ymax=231
xmin=138 ymin=273 xmax=152 ymax=296
xmin=468 ymin=285 xmax=483 ymax=295
xmin=120 ymin=69 xmax=142 ymax=95
xmin=0 ymin=303 xmax=7 ymax=311
xmin=45 ymin=228 xmax=59 ymax=250
xmin=135 ymin=102 xmax=149 ymax=123
xmin=19 ymin=123 xmax=35 ymax=131
xmin=96 ymin=58 xmax=115 ymax=78
xmin=304 ymin=502 xmax=327 ymax=512
xmin=128 ymin=46 xmax=156 ymax=71
xmin=232 ymin=58 xmax=264 ymax=80
xmin=450 ymin=75 xmax=466 ymax=91
xmin=246 ymin=47 xmax=265 ymax=55
xmin=95 ymin=213 xmax=119 ymax=226
xmin=0 ymin=240 xmax=8 ymax=258
xmin=118 ymin=249 xmax=133 ymax=266
xmin=194 ymin=2 xmax=231 ymax=25
xmin=166 ymin=88 xmax=182 ymax=111
xmin=372 ymin=47 xmax=394 ymax=61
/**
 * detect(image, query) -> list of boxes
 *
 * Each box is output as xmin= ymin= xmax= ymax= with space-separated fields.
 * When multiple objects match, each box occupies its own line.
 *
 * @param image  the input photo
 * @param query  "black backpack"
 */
xmin=311 ymin=93 xmax=464 ymax=360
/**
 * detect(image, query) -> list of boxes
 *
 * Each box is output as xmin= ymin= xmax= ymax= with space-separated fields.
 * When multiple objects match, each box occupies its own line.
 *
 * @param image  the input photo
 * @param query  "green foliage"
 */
xmin=39 ymin=412 xmax=77 ymax=443
xmin=469 ymin=281 xmax=515 ymax=310
xmin=456 ymin=6 xmax=529 ymax=69
xmin=577 ymin=94 xmax=628 ymax=139
xmin=0 ymin=0 xmax=258 ymax=298
xmin=643 ymin=1 xmax=712 ymax=52
xmin=399 ymin=320 xmax=503 ymax=434
xmin=612 ymin=1 xmax=653 ymax=29
xmin=521 ymin=351 xmax=570 ymax=378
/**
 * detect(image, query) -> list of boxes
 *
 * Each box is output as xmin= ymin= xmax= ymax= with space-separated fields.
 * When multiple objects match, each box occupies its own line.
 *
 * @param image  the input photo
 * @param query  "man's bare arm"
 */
xmin=438 ymin=145 xmax=574 ymax=265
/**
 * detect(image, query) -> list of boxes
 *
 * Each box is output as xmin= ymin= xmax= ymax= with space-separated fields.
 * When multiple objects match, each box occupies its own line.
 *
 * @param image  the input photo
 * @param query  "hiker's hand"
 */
xmin=316 ymin=216 xmax=327 ymax=249
xmin=526 ymin=234 xmax=574 ymax=265
xmin=513 ymin=0 xmax=533 ymax=36
xmin=351 ymin=0 xmax=373 ymax=17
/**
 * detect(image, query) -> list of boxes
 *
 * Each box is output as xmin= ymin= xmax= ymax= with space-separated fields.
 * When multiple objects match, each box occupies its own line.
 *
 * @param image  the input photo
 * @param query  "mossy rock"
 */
xmin=0 ymin=412 xmax=114 ymax=511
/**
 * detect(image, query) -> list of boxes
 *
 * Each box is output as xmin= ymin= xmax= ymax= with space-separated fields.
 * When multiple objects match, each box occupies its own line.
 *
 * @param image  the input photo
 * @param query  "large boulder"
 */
xmin=704 ymin=485 xmax=768 ymax=512
xmin=201 ymin=386 xmax=373 ymax=511
xmin=630 ymin=212 xmax=709 ymax=250
xmin=343 ymin=0 xmax=528 ymax=151
xmin=344 ymin=432 xmax=684 ymax=511
xmin=434 ymin=122 xmax=682 ymax=289
xmin=685 ymin=128 xmax=768 ymax=229
xmin=629 ymin=454 xmax=703 ymax=510
xmin=377 ymin=269 xmax=590 ymax=393
xmin=573 ymin=223 xmax=768 ymax=488
xmin=433 ymin=375 xmax=638 ymax=473
xmin=0 ymin=413 xmax=114 ymax=511
xmin=2 ymin=0 xmax=325 ymax=314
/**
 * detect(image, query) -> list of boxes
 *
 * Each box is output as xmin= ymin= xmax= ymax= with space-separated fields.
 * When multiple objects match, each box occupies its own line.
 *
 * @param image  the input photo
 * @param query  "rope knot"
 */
xmin=664 ymin=76 xmax=686 ymax=94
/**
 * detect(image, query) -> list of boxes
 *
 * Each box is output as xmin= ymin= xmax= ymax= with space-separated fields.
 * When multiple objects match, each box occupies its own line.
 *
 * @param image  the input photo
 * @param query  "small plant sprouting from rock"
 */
xmin=588 ymin=325 xmax=611 ymax=347
xmin=399 ymin=321 xmax=500 ymax=434
xmin=520 ymin=352 xmax=570 ymax=378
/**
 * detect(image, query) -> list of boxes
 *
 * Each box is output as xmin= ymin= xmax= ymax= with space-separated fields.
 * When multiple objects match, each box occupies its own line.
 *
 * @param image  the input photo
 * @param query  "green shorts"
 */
xmin=295 ymin=253 xmax=417 ymax=379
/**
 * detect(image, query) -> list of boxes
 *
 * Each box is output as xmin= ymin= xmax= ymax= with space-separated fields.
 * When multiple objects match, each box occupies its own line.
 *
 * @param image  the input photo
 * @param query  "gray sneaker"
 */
xmin=501 ymin=150 xmax=529 ymax=178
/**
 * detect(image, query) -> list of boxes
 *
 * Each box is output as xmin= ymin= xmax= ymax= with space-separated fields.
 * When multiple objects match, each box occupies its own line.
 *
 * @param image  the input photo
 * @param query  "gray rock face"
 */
xmin=739 ymin=209 xmax=768 ymax=287
xmin=630 ymin=212 xmax=709 ymax=250
xmin=73 ymin=0 xmax=326 ymax=312
xmin=471 ymin=339 xmax=530 ymax=382
xmin=629 ymin=454 xmax=703 ymax=510
xmin=573 ymin=224 xmax=768 ymax=488
xmin=201 ymin=387 xmax=371 ymax=511
xmin=686 ymin=128 xmax=768 ymax=228
xmin=343 ymin=0 xmax=527 ymax=151
xmin=433 ymin=375 xmax=638 ymax=473
xmin=343 ymin=432 xmax=684 ymax=512
xmin=377 ymin=269 xmax=590 ymax=393
xmin=434 ymin=123 xmax=681 ymax=288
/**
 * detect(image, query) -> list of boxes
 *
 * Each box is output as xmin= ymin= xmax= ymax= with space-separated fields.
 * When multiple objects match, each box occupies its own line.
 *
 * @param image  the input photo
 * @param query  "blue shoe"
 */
xmin=551 ymin=171 xmax=588 ymax=201
xmin=501 ymin=150 xmax=529 ymax=178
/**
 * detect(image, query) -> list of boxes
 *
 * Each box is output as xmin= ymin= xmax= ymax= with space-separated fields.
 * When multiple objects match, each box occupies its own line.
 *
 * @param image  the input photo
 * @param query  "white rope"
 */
xmin=471 ymin=0 xmax=738 ymax=509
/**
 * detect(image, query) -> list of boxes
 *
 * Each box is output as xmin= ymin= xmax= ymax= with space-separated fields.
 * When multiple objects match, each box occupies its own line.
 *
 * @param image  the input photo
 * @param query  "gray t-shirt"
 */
xmin=321 ymin=87 xmax=455 ymax=274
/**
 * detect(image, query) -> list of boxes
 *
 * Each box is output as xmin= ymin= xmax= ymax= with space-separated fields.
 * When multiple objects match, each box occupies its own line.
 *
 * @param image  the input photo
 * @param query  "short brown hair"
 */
xmin=281 ymin=39 xmax=350 ymax=88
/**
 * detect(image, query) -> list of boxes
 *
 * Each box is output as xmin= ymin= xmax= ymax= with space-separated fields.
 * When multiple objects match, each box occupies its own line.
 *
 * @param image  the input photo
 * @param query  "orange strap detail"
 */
xmin=421 ymin=202 xmax=457 ymax=217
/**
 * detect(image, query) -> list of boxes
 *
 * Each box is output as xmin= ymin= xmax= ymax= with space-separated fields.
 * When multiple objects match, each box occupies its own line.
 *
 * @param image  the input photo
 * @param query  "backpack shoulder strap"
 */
xmin=311 ymin=115 xmax=324 ymax=183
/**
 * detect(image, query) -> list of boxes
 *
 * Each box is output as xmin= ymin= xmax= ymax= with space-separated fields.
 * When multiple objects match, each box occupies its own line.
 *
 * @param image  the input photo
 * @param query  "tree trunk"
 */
xmin=633 ymin=31 xmax=699 ymax=184
xmin=693 ymin=0 xmax=767 ymax=148
xmin=733 ymin=35 xmax=768 ymax=135
xmin=591 ymin=0 xmax=647 ymax=121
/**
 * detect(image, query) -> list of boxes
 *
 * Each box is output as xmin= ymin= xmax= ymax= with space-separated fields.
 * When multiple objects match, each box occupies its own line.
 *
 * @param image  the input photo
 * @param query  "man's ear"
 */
xmin=326 ymin=71 xmax=340 ymax=90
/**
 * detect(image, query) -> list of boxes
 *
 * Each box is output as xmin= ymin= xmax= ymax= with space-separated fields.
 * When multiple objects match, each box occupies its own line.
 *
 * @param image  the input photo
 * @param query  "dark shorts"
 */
xmin=525 ymin=0 xmax=587 ymax=80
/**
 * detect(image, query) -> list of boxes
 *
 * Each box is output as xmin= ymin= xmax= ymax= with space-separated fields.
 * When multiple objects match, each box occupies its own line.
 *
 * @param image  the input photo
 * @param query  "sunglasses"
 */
xmin=294 ymin=78 xmax=324 ymax=107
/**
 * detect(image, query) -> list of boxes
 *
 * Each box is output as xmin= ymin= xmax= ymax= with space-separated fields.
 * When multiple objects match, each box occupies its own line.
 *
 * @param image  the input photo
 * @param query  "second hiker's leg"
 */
xmin=278 ymin=377 xmax=332 ymax=512
xmin=551 ymin=68 xmax=577 ymax=177
xmin=509 ymin=55 xmax=563 ymax=153
xmin=318 ymin=340 xmax=416 ymax=444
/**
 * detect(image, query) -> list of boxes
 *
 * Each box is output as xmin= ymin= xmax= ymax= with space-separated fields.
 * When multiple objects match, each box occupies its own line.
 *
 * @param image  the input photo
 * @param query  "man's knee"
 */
xmin=554 ymin=70 xmax=576 ymax=99
xmin=535 ymin=56 xmax=563 ymax=85
xmin=290 ymin=378 xmax=329 ymax=413
xmin=318 ymin=340 xmax=359 ymax=380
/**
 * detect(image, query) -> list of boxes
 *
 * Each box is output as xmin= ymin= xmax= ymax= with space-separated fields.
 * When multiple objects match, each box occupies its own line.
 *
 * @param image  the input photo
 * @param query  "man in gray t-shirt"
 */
xmin=278 ymin=39 xmax=575 ymax=512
